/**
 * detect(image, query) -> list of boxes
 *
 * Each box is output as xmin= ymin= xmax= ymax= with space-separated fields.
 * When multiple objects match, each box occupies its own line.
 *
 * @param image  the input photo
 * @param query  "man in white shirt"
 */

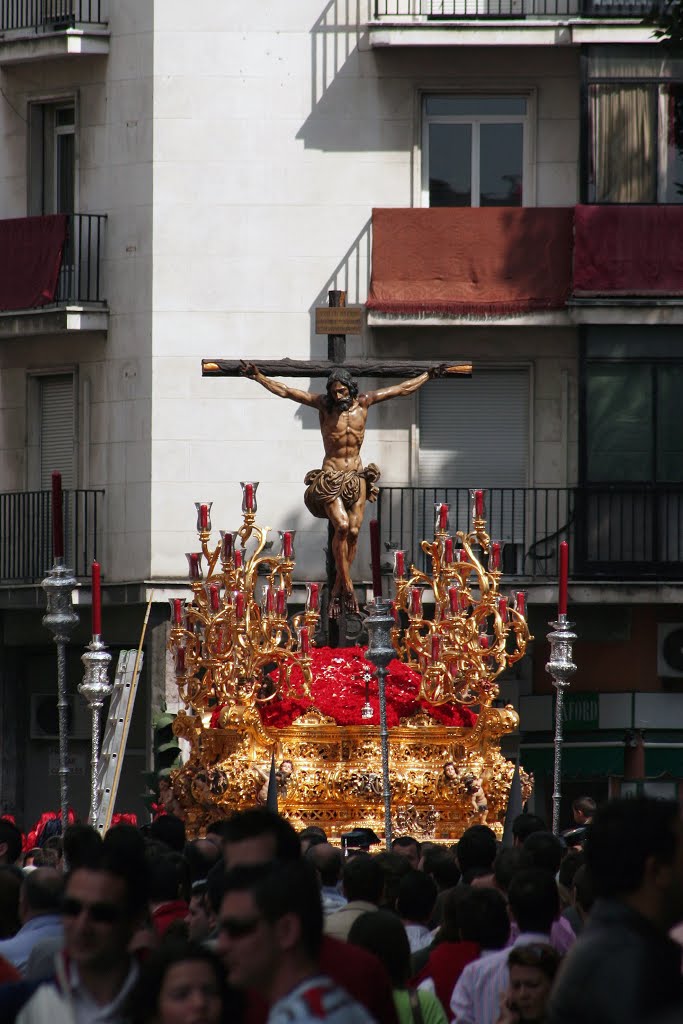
xmin=451 ymin=869 xmax=559 ymax=1024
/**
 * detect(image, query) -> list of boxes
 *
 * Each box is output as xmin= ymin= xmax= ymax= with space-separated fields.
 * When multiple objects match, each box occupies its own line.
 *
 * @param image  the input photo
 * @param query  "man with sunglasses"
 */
xmin=2 ymin=826 xmax=148 ymax=1024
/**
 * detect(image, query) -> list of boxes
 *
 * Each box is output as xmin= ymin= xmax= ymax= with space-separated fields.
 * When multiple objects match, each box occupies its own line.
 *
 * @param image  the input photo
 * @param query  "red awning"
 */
xmin=367 ymin=207 xmax=573 ymax=317
xmin=573 ymin=205 xmax=683 ymax=296
xmin=0 ymin=214 xmax=67 ymax=312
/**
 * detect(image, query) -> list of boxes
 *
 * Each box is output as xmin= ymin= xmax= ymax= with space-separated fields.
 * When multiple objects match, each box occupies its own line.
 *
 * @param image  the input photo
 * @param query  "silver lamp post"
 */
xmin=42 ymin=561 xmax=79 ymax=835
xmin=79 ymin=636 xmax=113 ymax=827
xmin=546 ymin=613 xmax=577 ymax=835
xmin=364 ymin=596 xmax=395 ymax=850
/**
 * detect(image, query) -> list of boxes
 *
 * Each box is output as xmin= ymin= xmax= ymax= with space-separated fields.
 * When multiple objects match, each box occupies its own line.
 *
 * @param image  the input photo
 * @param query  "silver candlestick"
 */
xmin=79 ymin=635 xmax=113 ymax=827
xmin=42 ymin=561 xmax=79 ymax=836
xmin=546 ymin=613 xmax=577 ymax=835
xmin=365 ymin=596 xmax=396 ymax=849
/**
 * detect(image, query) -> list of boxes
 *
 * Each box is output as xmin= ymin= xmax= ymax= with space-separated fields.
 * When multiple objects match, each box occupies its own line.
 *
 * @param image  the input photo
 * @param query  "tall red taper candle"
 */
xmin=558 ymin=541 xmax=569 ymax=617
xmin=369 ymin=519 xmax=382 ymax=599
xmin=91 ymin=561 xmax=101 ymax=636
xmin=51 ymin=471 xmax=64 ymax=559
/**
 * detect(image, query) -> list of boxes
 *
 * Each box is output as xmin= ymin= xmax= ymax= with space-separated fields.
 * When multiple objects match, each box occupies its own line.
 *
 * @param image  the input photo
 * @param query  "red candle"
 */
xmin=266 ymin=584 xmax=275 ymax=613
xmin=244 ymin=483 xmax=254 ymax=512
xmin=498 ymin=596 xmax=509 ymax=622
xmin=448 ymin=586 xmax=459 ymax=614
xmin=394 ymin=551 xmax=405 ymax=578
xmin=438 ymin=504 xmax=449 ymax=532
xmin=455 ymin=549 xmax=467 ymax=563
xmin=234 ymin=549 xmax=243 ymax=570
xmin=171 ymin=598 xmax=183 ymax=626
xmin=410 ymin=587 xmax=422 ymax=616
xmin=431 ymin=635 xmax=441 ymax=661
xmin=276 ymin=588 xmax=287 ymax=616
xmin=299 ymin=627 xmax=310 ymax=656
xmin=490 ymin=542 xmax=501 ymax=571
xmin=209 ymin=584 xmax=221 ymax=612
xmin=480 ymin=634 xmax=489 ymax=650
xmin=235 ymin=592 xmax=245 ymax=619
xmin=306 ymin=583 xmax=319 ymax=612
xmin=282 ymin=531 xmax=293 ymax=559
xmin=515 ymin=591 xmax=526 ymax=616
xmin=176 ymin=648 xmax=186 ymax=673
xmin=51 ymin=471 xmax=64 ymax=560
xmin=221 ymin=531 xmax=233 ymax=561
xmin=444 ymin=538 xmax=454 ymax=564
xmin=558 ymin=541 xmax=569 ymax=617
xmin=200 ymin=504 xmax=209 ymax=529
xmin=187 ymin=552 xmax=202 ymax=580
xmin=475 ymin=489 xmax=484 ymax=518
xmin=91 ymin=561 xmax=101 ymax=636
xmin=369 ymin=519 xmax=382 ymax=599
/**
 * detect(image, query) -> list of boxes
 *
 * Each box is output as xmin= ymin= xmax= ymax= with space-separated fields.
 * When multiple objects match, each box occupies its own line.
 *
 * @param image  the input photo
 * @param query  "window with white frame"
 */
xmin=28 ymin=100 xmax=75 ymax=216
xmin=422 ymin=95 xmax=529 ymax=207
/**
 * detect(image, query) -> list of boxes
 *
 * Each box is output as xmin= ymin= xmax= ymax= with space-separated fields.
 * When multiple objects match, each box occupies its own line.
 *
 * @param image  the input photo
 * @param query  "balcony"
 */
xmin=0 ymin=212 xmax=108 ymax=339
xmin=0 ymin=1 xmax=108 ymax=64
xmin=0 ymin=488 xmax=104 ymax=583
xmin=370 ymin=0 xmax=659 ymax=45
xmin=377 ymin=485 xmax=683 ymax=587
xmin=367 ymin=207 xmax=683 ymax=326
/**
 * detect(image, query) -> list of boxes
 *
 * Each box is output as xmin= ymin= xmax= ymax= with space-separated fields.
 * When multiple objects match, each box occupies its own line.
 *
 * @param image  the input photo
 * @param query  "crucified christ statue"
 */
xmin=240 ymin=361 xmax=445 ymax=618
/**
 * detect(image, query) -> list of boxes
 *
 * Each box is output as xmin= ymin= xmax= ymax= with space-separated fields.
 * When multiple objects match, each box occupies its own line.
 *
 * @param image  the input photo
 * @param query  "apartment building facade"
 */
xmin=0 ymin=0 xmax=681 ymax=825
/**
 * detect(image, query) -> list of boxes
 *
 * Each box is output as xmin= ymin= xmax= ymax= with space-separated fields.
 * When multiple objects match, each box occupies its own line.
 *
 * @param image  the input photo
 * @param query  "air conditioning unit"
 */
xmin=657 ymin=624 xmax=683 ymax=679
xmin=30 ymin=693 xmax=92 ymax=740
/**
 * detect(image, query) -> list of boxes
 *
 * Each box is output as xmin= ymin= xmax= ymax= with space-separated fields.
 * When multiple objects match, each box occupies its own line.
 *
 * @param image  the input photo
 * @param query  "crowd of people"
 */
xmin=0 ymin=793 xmax=680 ymax=1024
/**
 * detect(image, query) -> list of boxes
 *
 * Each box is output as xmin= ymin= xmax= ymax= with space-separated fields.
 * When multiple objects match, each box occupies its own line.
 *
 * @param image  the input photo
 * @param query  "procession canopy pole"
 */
xmin=202 ymin=359 xmax=473 ymax=379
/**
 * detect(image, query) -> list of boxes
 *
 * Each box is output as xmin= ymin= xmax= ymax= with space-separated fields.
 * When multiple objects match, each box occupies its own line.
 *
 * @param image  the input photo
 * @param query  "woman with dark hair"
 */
xmin=348 ymin=910 xmax=447 ymax=1024
xmin=127 ymin=940 xmax=232 ymax=1024
xmin=497 ymin=944 xmax=560 ymax=1024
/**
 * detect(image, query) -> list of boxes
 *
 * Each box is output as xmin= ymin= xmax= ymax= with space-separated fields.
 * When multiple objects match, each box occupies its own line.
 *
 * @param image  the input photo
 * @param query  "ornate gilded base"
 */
xmin=172 ymin=704 xmax=530 ymax=842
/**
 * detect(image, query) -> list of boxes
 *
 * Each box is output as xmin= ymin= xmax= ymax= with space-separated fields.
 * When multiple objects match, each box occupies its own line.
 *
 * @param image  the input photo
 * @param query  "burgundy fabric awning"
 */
xmin=367 ymin=207 xmax=574 ymax=317
xmin=0 ymin=214 xmax=67 ymax=312
xmin=573 ymin=205 xmax=683 ymax=296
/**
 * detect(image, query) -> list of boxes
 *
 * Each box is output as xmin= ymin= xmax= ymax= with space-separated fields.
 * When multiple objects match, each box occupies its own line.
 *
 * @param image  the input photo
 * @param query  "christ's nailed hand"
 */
xmin=239 ymin=361 xmax=258 ymax=378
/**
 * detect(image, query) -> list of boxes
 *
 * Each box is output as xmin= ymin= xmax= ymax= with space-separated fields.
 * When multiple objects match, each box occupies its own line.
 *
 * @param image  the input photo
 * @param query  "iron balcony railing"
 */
xmin=377 ymin=485 xmax=683 ymax=582
xmin=0 ymin=489 xmax=104 ymax=582
xmin=1 ymin=0 xmax=105 ymax=31
xmin=374 ymin=0 xmax=656 ymax=17
xmin=55 ymin=213 xmax=107 ymax=305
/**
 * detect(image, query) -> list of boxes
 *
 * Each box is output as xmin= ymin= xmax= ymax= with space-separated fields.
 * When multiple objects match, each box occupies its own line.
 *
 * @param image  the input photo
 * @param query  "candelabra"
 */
xmin=546 ymin=614 xmax=577 ymax=835
xmin=392 ymin=489 xmax=532 ymax=710
xmin=365 ymin=597 xmax=397 ymax=849
xmin=79 ymin=636 xmax=112 ymax=827
xmin=167 ymin=484 xmax=321 ymax=715
xmin=42 ymin=560 xmax=79 ymax=836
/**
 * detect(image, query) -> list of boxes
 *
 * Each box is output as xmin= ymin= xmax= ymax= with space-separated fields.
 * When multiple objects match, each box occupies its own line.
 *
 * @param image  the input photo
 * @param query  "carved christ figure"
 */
xmin=240 ymin=361 xmax=444 ymax=618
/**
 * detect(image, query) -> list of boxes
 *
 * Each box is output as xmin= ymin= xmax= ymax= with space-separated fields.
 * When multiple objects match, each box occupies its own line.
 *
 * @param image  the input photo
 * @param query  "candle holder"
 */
xmin=546 ymin=614 xmax=577 ymax=835
xmin=79 ymin=636 xmax=113 ymax=827
xmin=42 ymin=561 xmax=79 ymax=837
xmin=364 ymin=596 xmax=397 ymax=849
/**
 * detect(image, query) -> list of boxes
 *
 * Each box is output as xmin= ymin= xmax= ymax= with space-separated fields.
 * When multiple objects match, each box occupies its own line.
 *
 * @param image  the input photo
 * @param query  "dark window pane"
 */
xmin=586 ymin=364 xmax=653 ymax=481
xmin=426 ymin=96 xmax=526 ymax=116
xmin=480 ymin=123 xmax=523 ymax=206
xmin=429 ymin=123 xmax=471 ymax=207
xmin=56 ymin=132 xmax=74 ymax=215
xmin=663 ymin=85 xmax=683 ymax=204
xmin=657 ymin=365 xmax=683 ymax=481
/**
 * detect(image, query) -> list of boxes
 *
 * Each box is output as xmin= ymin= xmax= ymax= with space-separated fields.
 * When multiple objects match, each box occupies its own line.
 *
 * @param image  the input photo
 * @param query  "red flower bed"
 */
xmin=256 ymin=646 xmax=477 ymax=730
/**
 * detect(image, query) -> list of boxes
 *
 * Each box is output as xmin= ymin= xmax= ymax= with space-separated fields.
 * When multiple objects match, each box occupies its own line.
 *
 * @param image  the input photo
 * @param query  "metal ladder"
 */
xmin=95 ymin=649 xmax=144 ymax=834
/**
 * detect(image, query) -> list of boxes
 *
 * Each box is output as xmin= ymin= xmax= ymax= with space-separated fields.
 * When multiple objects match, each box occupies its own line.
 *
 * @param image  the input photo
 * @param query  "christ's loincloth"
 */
xmin=303 ymin=463 xmax=380 ymax=519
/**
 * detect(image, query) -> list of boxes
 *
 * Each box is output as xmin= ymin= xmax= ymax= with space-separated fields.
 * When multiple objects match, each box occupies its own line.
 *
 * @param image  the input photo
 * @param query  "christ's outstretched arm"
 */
xmin=240 ymin=361 xmax=322 ymax=409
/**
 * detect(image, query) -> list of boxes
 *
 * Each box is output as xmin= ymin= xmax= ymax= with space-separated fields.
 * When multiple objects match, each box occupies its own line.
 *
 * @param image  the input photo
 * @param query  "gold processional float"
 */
xmin=167 ymin=484 xmax=533 ymax=841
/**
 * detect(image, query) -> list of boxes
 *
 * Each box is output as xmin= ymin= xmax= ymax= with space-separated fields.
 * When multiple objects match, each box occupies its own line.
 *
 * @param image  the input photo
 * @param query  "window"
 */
xmin=422 ymin=95 xmax=528 ymax=207
xmin=586 ymin=47 xmax=683 ymax=204
xmin=28 ymin=100 xmax=75 ymax=216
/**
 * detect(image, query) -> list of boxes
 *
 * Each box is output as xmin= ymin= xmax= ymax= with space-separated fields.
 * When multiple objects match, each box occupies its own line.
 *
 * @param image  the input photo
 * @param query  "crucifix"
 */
xmin=203 ymin=291 xmax=471 ymax=641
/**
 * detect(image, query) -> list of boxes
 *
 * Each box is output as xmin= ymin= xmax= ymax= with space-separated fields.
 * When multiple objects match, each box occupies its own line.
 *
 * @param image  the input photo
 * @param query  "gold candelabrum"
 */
xmin=167 ymin=483 xmax=321 ymax=718
xmin=166 ymin=485 xmax=533 ymax=842
xmin=392 ymin=489 xmax=531 ymax=710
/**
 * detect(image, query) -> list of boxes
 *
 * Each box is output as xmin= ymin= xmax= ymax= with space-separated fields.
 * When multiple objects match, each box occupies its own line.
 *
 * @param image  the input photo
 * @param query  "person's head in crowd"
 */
xmin=342 ymin=851 xmax=384 ymax=906
xmin=523 ymin=831 xmax=566 ymax=876
xmin=494 ymin=847 xmax=533 ymax=896
xmin=63 ymin=823 xmax=102 ymax=871
xmin=222 ymin=808 xmax=301 ymax=868
xmin=0 ymin=865 xmax=23 ymax=937
xmin=217 ymin=859 xmax=323 ymax=1002
xmin=507 ymin=869 xmax=559 ymax=935
xmin=149 ymin=814 xmax=186 ymax=854
xmin=19 ymin=867 xmax=63 ymax=923
xmin=396 ymin=870 xmax=437 ymax=926
xmin=147 ymin=851 xmax=191 ymax=907
xmin=186 ymin=879 xmax=214 ymax=942
xmin=298 ymin=826 xmax=327 ymax=854
xmin=348 ymin=910 xmax=411 ymax=988
xmin=421 ymin=847 xmax=461 ymax=891
xmin=571 ymin=864 xmax=595 ymax=923
xmin=557 ymin=849 xmax=584 ymax=908
xmin=392 ymin=836 xmax=421 ymax=871
xmin=374 ymin=850 xmax=412 ymax=910
xmin=205 ymin=819 xmax=231 ymax=846
xmin=505 ymin=943 xmax=560 ymax=1023
xmin=512 ymin=814 xmax=546 ymax=848
xmin=456 ymin=824 xmax=497 ymax=880
xmin=0 ymin=820 xmax=23 ymax=866
xmin=585 ymin=796 xmax=683 ymax=929
xmin=305 ymin=842 xmax=342 ymax=889
xmin=62 ymin=825 xmax=149 ymax=980
xmin=127 ymin=940 xmax=228 ymax=1024
xmin=183 ymin=837 xmax=222 ymax=883
xmin=572 ymin=795 xmax=596 ymax=826
xmin=452 ymin=885 xmax=510 ymax=949
xmin=22 ymin=847 xmax=46 ymax=869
